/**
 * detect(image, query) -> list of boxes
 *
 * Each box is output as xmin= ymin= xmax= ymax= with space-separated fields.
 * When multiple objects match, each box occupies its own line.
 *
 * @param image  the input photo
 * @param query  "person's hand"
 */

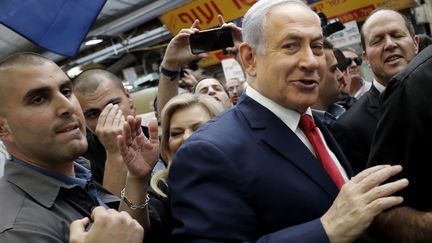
xmin=117 ymin=116 xmax=159 ymax=179
xmin=69 ymin=207 xmax=143 ymax=243
xmin=161 ymin=20 xmax=209 ymax=71
xmin=367 ymin=206 xmax=432 ymax=242
xmin=218 ymin=15 xmax=243 ymax=63
xmin=321 ymin=165 xmax=409 ymax=243
xmin=94 ymin=104 xmax=124 ymax=153
xmin=179 ymin=68 xmax=199 ymax=92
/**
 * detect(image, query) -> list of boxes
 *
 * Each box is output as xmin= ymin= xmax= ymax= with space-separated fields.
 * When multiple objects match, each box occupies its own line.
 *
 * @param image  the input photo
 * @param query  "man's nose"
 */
xmin=56 ymin=94 xmax=75 ymax=118
xmin=208 ymin=88 xmax=216 ymax=95
xmin=383 ymin=35 xmax=397 ymax=51
xmin=299 ymin=47 xmax=320 ymax=72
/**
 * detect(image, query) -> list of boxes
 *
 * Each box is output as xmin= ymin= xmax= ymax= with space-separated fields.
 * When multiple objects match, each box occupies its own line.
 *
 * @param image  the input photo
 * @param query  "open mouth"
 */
xmin=299 ymin=80 xmax=317 ymax=85
xmin=57 ymin=123 xmax=80 ymax=133
xmin=294 ymin=79 xmax=319 ymax=90
xmin=385 ymin=55 xmax=402 ymax=63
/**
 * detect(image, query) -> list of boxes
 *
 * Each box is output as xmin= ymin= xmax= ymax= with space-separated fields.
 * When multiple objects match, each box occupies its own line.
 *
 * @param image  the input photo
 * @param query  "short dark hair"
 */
xmin=323 ymin=38 xmax=334 ymax=50
xmin=360 ymin=9 xmax=415 ymax=50
xmin=73 ymin=69 xmax=125 ymax=93
xmin=333 ymin=48 xmax=348 ymax=72
xmin=0 ymin=52 xmax=49 ymax=69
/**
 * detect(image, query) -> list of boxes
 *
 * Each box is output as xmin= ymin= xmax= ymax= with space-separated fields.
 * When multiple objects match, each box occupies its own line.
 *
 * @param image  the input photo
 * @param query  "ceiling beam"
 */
xmin=62 ymin=26 xmax=170 ymax=68
xmin=45 ymin=0 xmax=187 ymax=63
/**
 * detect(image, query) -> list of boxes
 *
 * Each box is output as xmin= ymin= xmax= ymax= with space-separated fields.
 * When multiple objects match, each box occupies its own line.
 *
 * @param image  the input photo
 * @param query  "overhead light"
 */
xmin=83 ymin=36 xmax=106 ymax=46
xmin=69 ymin=27 xmax=171 ymax=65
xmin=66 ymin=66 xmax=83 ymax=78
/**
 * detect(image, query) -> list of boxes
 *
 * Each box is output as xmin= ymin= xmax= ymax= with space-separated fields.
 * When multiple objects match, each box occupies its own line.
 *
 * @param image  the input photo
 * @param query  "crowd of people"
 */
xmin=0 ymin=0 xmax=431 ymax=242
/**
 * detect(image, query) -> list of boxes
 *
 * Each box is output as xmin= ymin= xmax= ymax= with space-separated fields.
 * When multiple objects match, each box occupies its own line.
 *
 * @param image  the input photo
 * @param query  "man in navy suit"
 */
xmin=168 ymin=1 xmax=408 ymax=242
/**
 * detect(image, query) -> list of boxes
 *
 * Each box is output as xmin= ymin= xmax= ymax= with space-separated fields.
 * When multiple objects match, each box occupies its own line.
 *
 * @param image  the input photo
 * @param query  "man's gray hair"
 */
xmin=242 ymin=0 xmax=308 ymax=54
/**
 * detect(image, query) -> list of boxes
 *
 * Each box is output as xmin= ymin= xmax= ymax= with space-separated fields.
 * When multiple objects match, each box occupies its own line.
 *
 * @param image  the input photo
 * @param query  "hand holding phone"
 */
xmin=189 ymin=28 xmax=234 ymax=54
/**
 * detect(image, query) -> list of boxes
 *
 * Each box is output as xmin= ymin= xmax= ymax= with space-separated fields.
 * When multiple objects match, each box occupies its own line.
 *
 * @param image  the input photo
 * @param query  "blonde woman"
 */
xmin=117 ymin=93 xmax=223 ymax=242
xmin=151 ymin=93 xmax=224 ymax=197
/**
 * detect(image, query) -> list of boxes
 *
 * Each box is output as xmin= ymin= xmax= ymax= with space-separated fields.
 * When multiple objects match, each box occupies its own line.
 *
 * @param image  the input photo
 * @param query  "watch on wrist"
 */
xmin=160 ymin=65 xmax=180 ymax=81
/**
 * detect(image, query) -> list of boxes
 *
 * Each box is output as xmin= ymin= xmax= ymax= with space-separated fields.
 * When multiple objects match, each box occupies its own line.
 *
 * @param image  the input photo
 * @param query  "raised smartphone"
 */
xmin=189 ymin=28 xmax=234 ymax=54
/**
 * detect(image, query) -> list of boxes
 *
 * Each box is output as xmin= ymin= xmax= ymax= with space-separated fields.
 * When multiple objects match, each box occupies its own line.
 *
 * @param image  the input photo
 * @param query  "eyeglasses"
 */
xmin=346 ymin=56 xmax=362 ymax=66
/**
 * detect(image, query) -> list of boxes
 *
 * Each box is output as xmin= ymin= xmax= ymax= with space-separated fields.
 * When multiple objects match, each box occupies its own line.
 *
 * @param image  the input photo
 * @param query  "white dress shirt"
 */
xmin=246 ymin=86 xmax=349 ymax=181
xmin=354 ymin=79 xmax=372 ymax=99
xmin=373 ymin=78 xmax=386 ymax=94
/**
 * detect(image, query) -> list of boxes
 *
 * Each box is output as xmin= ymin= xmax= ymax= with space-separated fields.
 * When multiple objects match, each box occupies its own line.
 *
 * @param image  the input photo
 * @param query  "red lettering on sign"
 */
xmin=179 ymin=13 xmax=194 ymax=24
xmin=313 ymin=3 xmax=324 ymax=12
xmin=196 ymin=2 xmax=223 ymax=24
xmin=177 ymin=0 xmax=225 ymax=26
xmin=232 ymin=0 xmax=256 ymax=10
xmin=211 ymin=1 xmax=223 ymax=15
xmin=191 ymin=9 xmax=202 ymax=23
xmin=335 ymin=5 xmax=375 ymax=23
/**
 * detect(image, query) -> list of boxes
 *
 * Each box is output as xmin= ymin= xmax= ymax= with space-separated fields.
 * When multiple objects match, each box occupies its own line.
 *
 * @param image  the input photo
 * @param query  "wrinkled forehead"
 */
xmin=196 ymin=78 xmax=223 ymax=91
xmin=76 ymin=82 xmax=128 ymax=112
xmin=263 ymin=4 xmax=323 ymax=47
xmin=362 ymin=10 xmax=410 ymax=40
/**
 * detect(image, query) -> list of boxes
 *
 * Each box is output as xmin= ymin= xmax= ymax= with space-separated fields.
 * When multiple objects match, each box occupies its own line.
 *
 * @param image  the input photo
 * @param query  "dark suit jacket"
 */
xmin=330 ymin=86 xmax=380 ymax=174
xmin=368 ymin=45 xmax=432 ymax=211
xmin=168 ymin=95 xmax=354 ymax=243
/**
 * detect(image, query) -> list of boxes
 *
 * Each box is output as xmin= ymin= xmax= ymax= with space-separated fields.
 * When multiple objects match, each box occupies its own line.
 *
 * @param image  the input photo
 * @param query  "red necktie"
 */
xmin=299 ymin=114 xmax=345 ymax=189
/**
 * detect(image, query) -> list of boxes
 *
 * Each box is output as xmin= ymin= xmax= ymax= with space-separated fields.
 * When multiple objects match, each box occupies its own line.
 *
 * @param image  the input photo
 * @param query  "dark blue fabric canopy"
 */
xmin=0 ymin=0 xmax=106 ymax=57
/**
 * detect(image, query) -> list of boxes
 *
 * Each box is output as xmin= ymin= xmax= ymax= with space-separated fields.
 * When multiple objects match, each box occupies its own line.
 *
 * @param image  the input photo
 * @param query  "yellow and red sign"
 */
xmin=308 ymin=0 xmax=415 ymax=23
xmin=159 ymin=0 xmax=256 ymax=67
xmin=160 ymin=0 xmax=255 ymax=34
xmin=160 ymin=0 xmax=415 ymax=66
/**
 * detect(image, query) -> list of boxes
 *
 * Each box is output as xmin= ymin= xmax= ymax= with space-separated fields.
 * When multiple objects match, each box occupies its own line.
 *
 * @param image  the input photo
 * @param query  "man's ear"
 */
xmin=362 ymin=51 xmax=370 ymax=68
xmin=124 ymin=88 xmax=136 ymax=114
xmin=239 ymin=43 xmax=257 ymax=77
xmin=0 ymin=118 xmax=11 ymax=138
xmin=414 ymin=35 xmax=420 ymax=54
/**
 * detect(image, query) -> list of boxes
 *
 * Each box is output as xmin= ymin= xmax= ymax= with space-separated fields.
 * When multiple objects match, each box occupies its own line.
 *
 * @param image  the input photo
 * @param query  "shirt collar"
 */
xmin=373 ymin=78 xmax=386 ymax=93
xmin=5 ymin=158 xmax=93 ymax=208
xmin=245 ymin=85 xmax=312 ymax=131
xmin=312 ymin=103 xmax=345 ymax=126
xmin=353 ymin=79 xmax=372 ymax=98
xmin=11 ymin=158 xmax=90 ymax=189
xmin=327 ymin=103 xmax=346 ymax=118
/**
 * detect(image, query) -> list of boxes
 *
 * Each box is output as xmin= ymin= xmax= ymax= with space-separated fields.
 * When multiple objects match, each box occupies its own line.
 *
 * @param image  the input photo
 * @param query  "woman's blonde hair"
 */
xmin=150 ymin=93 xmax=224 ymax=197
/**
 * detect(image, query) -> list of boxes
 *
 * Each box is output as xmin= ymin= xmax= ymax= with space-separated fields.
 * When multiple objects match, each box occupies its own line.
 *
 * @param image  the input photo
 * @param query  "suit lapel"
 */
xmin=237 ymin=96 xmax=339 ymax=198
